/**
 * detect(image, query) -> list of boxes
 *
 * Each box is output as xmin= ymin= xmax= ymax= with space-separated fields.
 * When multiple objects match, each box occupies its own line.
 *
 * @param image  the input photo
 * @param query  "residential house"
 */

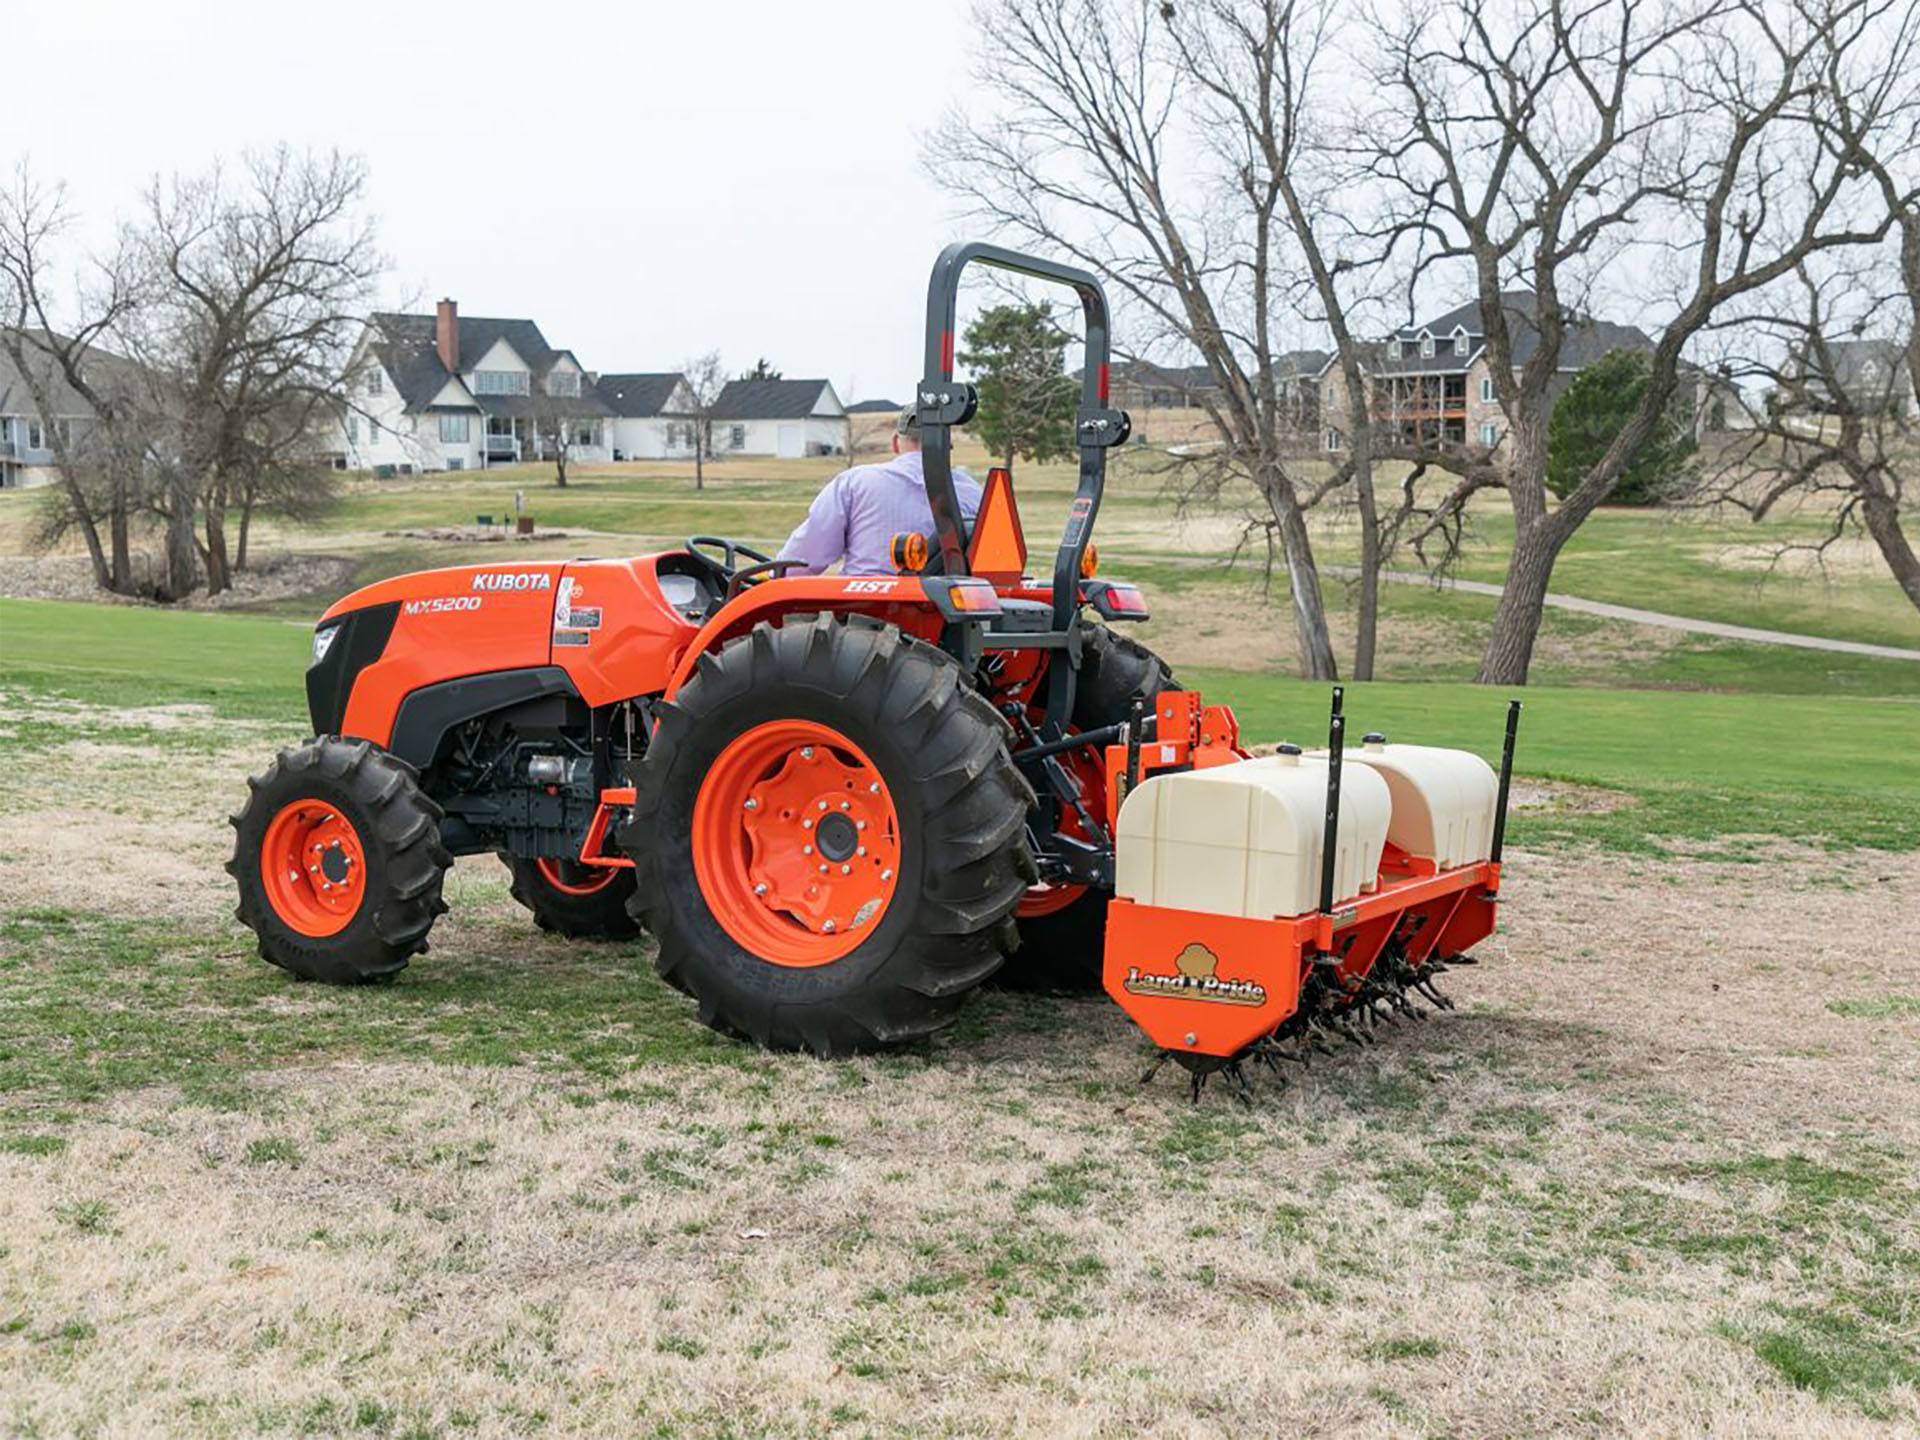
xmin=708 ymin=378 xmax=849 ymax=458
xmin=1086 ymin=353 xmax=1327 ymax=422
xmin=1792 ymin=338 xmax=1916 ymax=418
xmin=339 ymin=300 xmax=615 ymax=471
xmin=1317 ymin=294 xmax=1655 ymax=455
xmin=0 ymin=333 xmax=141 ymax=490
xmin=845 ymin=397 xmax=903 ymax=414
xmin=599 ymin=372 xmax=696 ymax=460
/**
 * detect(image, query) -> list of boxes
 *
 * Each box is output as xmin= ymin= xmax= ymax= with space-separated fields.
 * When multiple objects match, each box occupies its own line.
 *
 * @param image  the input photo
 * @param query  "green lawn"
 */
xmin=5 ymin=598 xmax=1914 ymax=855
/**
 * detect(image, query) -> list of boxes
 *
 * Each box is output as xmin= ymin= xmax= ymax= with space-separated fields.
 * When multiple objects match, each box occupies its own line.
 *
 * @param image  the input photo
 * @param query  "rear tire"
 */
xmin=1005 ymin=624 xmax=1180 ymax=993
xmin=229 ymin=738 xmax=450 ymax=984
xmin=621 ymin=615 xmax=1037 ymax=1055
xmin=504 ymin=855 xmax=640 ymax=940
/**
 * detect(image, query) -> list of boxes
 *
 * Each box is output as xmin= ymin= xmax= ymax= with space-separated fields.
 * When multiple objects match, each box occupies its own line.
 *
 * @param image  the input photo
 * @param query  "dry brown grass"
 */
xmin=4 ymin=709 xmax=1919 ymax=1438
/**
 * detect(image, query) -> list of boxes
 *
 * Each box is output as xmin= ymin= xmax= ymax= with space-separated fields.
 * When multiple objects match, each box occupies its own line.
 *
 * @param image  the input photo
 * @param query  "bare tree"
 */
xmin=0 ymin=164 xmax=149 ymax=594
xmin=1357 ymin=0 xmax=1899 ymax=683
xmin=928 ymin=0 xmax=1342 ymax=679
xmin=1164 ymin=0 xmax=1396 ymax=676
xmin=680 ymin=350 xmax=728 ymax=491
xmin=128 ymin=146 xmax=377 ymax=595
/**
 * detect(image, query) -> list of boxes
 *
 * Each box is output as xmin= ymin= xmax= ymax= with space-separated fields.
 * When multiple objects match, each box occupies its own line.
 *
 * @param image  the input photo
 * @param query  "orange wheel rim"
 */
xmin=535 ymin=856 xmax=618 ymax=896
xmin=260 ymin=800 xmax=367 ymax=938
xmin=691 ymin=719 xmax=901 ymax=967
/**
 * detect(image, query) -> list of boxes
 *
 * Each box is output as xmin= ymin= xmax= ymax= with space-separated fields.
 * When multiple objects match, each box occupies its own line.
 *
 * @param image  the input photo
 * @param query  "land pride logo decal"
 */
xmin=1123 ymin=943 xmax=1267 ymax=1007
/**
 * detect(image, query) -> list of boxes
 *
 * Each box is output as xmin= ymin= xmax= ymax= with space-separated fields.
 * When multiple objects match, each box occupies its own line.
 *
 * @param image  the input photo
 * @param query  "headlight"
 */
xmin=311 ymin=623 xmax=342 ymax=666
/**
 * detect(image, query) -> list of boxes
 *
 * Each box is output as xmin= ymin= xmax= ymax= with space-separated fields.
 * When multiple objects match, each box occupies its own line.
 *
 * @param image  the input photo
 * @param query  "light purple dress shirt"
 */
xmin=777 ymin=449 xmax=982 ymax=577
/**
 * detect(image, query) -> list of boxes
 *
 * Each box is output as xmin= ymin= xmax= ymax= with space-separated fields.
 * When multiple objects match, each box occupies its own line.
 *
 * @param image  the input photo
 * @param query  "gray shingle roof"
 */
xmin=366 ymin=312 xmax=611 ymax=419
xmin=1377 ymin=291 xmax=1653 ymax=375
xmin=846 ymin=397 xmax=902 ymax=414
xmin=1810 ymin=339 xmax=1912 ymax=402
xmin=0 ymin=330 xmax=146 ymax=419
xmin=710 ymin=378 xmax=836 ymax=420
xmin=598 ymin=372 xmax=687 ymax=418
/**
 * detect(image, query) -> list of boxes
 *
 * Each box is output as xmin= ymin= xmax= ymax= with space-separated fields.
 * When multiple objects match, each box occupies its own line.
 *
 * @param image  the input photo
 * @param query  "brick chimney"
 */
xmin=435 ymin=298 xmax=459 ymax=373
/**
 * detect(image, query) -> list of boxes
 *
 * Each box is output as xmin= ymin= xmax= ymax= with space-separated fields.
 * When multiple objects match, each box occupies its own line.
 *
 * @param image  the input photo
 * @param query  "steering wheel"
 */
xmin=684 ymin=535 xmax=805 ymax=602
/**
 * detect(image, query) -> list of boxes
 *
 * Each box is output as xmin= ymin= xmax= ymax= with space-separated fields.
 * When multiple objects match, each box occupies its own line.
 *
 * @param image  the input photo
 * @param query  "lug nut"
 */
xmin=818 ymin=800 xmax=828 ymax=811
xmin=856 ymin=820 xmax=866 ymax=831
xmin=802 ymin=844 xmax=813 ymax=855
xmin=840 ymin=801 xmax=851 ymax=811
xmin=840 ymin=864 xmax=851 ymax=875
xmin=801 ymin=818 xmax=813 ymax=830
xmin=880 ymin=868 xmax=893 ymax=881
xmin=868 ymin=782 xmax=880 ymax=794
xmin=819 ymin=863 xmax=829 ymax=874
xmin=856 ymin=846 xmax=866 ymax=857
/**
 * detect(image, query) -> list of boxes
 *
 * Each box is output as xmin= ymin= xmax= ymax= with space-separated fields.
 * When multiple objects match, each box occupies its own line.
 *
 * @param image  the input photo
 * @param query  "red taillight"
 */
xmin=1105 ymin=584 xmax=1148 ymax=614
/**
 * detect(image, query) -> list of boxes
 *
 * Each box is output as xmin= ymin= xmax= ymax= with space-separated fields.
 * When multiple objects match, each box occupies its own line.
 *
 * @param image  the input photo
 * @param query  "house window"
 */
xmin=1480 ymin=377 xmax=1495 ymax=402
xmin=1325 ymin=427 xmax=1345 ymax=452
xmin=27 ymin=420 xmax=43 ymax=450
xmin=447 ymin=458 xmax=465 ymax=471
xmin=1479 ymin=422 xmax=1499 ymax=446
xmin=573 ymin=422 xmax=595 ymax=447
xmin=347 ymin=416 xmax=359 ymax=443
xmin=473 ymin=369 xmax=530 ymax=396
xmin=729 ymin=424 xmax=746 ymax=449
xmin=1387 ymin=340 xmax=1402 ymax=361
xmin=369 ymin=419 xmax=380 ymax=441
xmin=1453 ymin=333 xmax=1468 ymax=357
xmin=1421 ymin=334 xmax=1435 ymax=357
xmin=547 ymin=370 xmax=581 ymax=397
xmin=439 ymin=413 xmax=471 ymax=443
xmin=367 ymin=369 xmax=383 ymax=396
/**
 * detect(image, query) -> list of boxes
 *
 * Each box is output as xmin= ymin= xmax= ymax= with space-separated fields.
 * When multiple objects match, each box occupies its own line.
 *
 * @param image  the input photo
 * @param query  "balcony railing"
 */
xmin=484 ymin=435 xmax=520 ymax=459
xmin=1376 ymin=401 xmax=1468 ymax=421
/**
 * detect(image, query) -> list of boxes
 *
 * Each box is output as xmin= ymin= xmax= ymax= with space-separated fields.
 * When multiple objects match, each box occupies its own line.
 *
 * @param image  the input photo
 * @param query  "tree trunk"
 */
xmin=695 ymin=438 xmax=705 ymax=491
xmin=204 ymin=500 xmax=231 ymax=596
xmin=1349 ymin=431 xmax=1380 ymax=682
xmin=109 ymin=479 xmax=133 ymax=593
xmin=164 ymin=479 xmax=199 ymax=600
xmin=1861 ymin=487 xmax=1920 ymax=615
xmin=1266 ymin=474 xmax=1337 ymax=680
xmin=554 ymin=446 xmax=569 ymax=488
xmin=1475 ymin=515 xmax=1566 ymax=685
xmin=236 ymin=489 xmax=256 ymax=572
xmin=62 ymin=476 xmax=112 ymax=591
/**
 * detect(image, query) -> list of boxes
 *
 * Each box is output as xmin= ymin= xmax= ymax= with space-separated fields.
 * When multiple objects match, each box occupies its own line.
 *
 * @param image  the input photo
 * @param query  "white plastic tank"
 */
xmin=1113 ymin=751 xmax=1390 ymax=920
xmin=1342 ymin=737 xmax=1499 ymax=869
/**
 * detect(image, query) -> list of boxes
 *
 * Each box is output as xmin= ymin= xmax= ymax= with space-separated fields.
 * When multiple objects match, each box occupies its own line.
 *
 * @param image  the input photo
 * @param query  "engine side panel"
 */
xmin=327 ymin=563 xmax=565 ymax=746
xmin=549 ymin=558 xmax=705 ymax=708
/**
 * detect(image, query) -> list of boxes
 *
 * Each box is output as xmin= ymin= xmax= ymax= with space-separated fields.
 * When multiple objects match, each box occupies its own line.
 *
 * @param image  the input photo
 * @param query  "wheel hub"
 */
xmin=692 ymin=720 xmax=902 ymax=966
xmin=259 ymin=803 xmax=367 ymax=938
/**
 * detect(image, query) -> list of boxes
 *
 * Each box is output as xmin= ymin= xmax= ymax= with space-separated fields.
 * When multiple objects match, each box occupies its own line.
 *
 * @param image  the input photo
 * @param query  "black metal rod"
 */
xmin=1490 ymin=699 xmax=1522 ymax=864
xmin=1125 ymin=695 xmax=1145 ymax=798
xmin=1318 ymin=687 xmax=1346 ymax=916
xmin=1012 ymin=715 xmax=1146 ymax=767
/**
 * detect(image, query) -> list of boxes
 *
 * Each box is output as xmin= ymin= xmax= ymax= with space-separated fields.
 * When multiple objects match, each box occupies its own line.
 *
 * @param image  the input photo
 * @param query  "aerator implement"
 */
xmin=230 ymin=243 xmax=1520 ymax=1089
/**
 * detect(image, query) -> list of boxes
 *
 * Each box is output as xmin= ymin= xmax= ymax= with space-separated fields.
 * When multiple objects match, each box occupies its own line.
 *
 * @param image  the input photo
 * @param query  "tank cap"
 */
xmin=1275 ymin=742 xmax=1303 ymax=765
xmin=1363 ymin=731 xmax=1387 ymax=748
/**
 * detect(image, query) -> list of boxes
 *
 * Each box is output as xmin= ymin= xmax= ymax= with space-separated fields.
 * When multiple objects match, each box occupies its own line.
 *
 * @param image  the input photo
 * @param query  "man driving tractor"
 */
xmin=777 ymin=405 xmax=982 ymax=576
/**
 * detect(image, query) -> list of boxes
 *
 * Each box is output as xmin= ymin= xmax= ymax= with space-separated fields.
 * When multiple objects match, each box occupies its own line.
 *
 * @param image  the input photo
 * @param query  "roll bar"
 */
xmin=916 ymin=243 xmax=1131 ymax=645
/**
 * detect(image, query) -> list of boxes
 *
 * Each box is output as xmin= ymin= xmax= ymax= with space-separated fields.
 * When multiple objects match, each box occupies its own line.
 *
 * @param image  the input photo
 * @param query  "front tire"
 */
xmin=229 ymin=738 xmax=450 ymax=983
xmin=621 ymin=615 xmax=1037 ymax=1055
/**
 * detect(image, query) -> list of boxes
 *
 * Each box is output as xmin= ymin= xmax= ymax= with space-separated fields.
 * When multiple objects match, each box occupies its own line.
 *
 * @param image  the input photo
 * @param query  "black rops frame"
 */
xmin=917 ymin=242 xmax=1130 ymax=734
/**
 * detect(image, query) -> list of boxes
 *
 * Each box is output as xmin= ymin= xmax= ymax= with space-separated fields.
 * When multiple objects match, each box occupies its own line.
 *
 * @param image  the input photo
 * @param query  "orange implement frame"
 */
xmin=1103 ymin=860 xmax=1500 ymax=1059
xmin=577 ymin=786 xmax=637 ymax=870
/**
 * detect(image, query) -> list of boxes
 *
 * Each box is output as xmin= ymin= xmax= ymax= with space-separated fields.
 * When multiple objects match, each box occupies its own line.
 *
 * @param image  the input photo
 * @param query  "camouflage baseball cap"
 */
xmin=896 ymin=404 xmax=920 ymax=436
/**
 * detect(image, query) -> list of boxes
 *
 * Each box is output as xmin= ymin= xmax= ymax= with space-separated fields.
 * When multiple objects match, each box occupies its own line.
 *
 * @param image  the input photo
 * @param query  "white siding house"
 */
xmin=599 ymin=373 xmax=697 ymax=459
xmin=709 ymin=378 xmax=849 ymax=458
xmin=334 ymin=301 xmax=614 ymax=472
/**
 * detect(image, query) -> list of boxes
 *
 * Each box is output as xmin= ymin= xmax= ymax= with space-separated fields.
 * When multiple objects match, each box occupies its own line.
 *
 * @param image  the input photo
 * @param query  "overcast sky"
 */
xmin=9 ymin=0 xmax=991 ymax=402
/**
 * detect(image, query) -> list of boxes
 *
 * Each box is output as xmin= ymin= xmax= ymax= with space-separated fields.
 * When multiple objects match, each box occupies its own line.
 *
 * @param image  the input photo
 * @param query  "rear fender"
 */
xmin=661 ymin=575 xmax=948 ymax=701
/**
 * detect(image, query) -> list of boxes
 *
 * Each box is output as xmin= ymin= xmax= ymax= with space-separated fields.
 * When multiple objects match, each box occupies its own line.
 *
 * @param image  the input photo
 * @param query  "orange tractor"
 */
xmin=231 ymin=244 xmax=1520 ymax=1096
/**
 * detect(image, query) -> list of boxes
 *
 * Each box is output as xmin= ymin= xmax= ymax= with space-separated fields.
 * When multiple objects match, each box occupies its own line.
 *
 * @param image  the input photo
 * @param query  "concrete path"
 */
xmin=1352 ymin=567 xmax=1920 ymax=662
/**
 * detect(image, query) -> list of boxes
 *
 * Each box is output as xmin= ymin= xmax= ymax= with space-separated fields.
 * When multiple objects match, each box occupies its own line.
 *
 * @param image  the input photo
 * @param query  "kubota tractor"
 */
xmin=231 ymin=244 xmax=1520 ymax=1094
